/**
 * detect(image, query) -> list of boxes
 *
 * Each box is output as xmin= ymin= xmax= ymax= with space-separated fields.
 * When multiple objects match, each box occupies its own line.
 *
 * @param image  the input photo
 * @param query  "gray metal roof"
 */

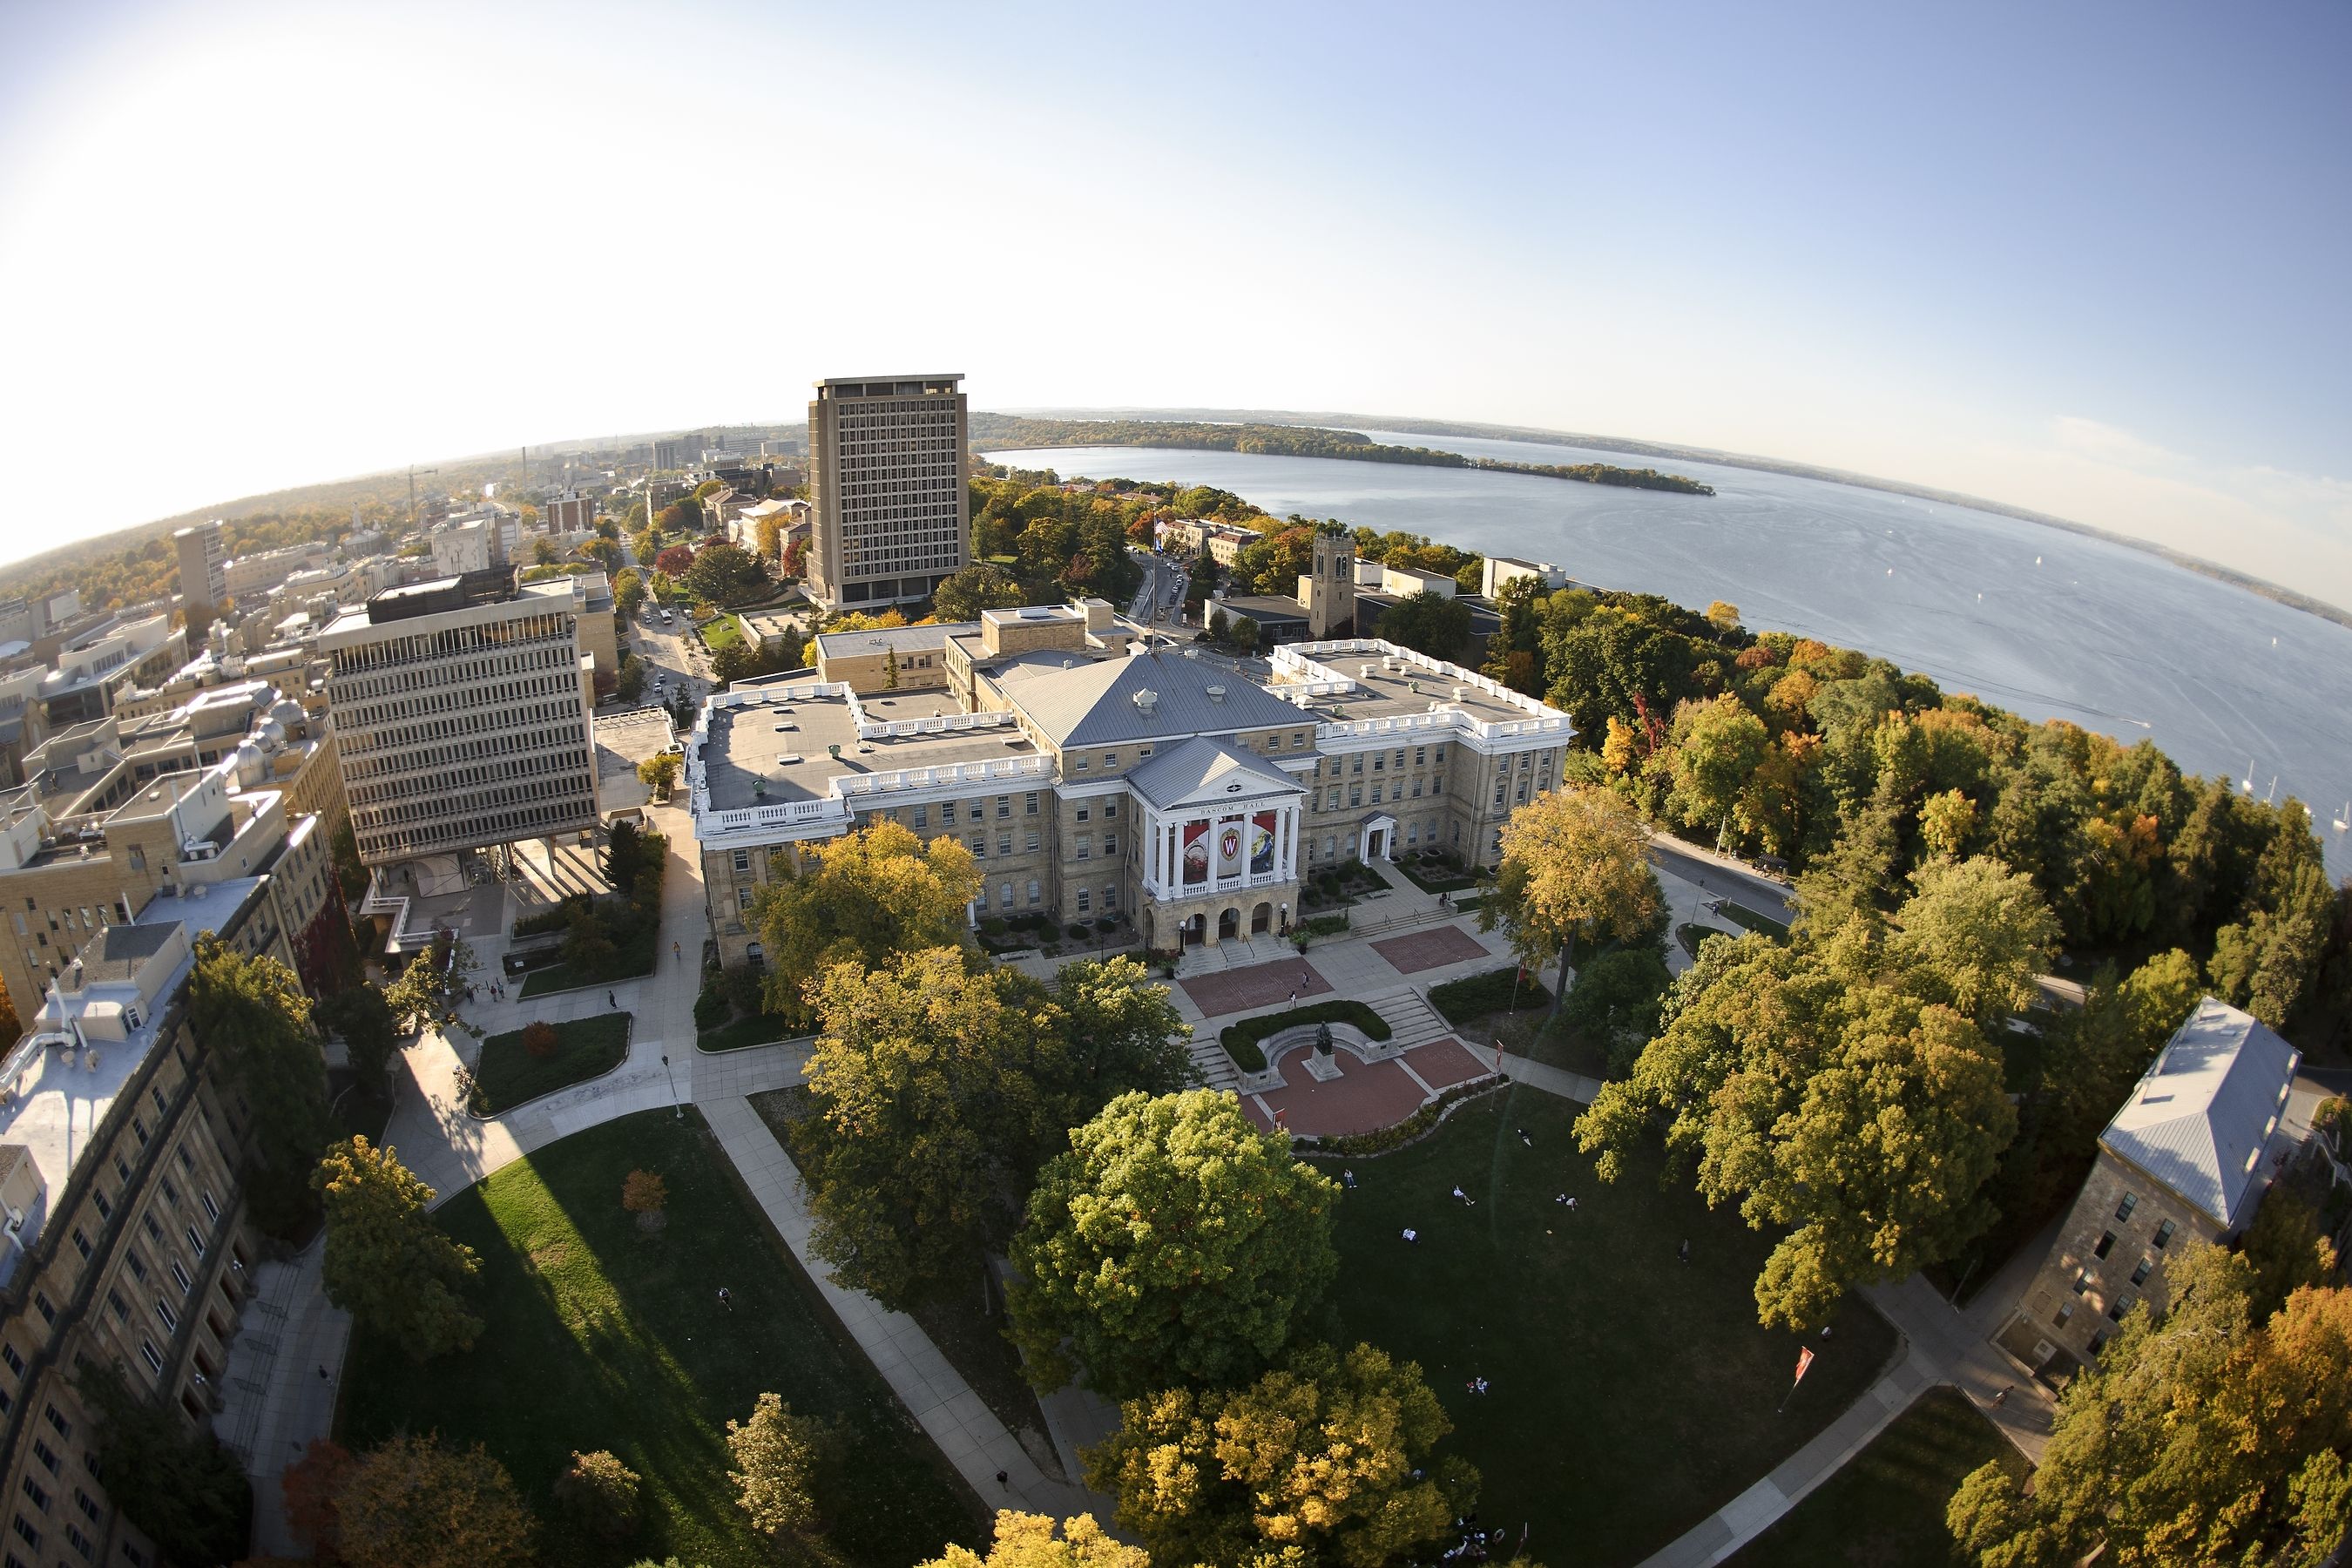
xmin=1125 ymin=736 xmax=1303 ymax=811
xmin=2101 ymin=997 xmax=2301 ymax=1228
xmin=811 ymin=622 xmax=976 ymax=657
xmin=1007 ymin=652 xmax=1308 ymax=747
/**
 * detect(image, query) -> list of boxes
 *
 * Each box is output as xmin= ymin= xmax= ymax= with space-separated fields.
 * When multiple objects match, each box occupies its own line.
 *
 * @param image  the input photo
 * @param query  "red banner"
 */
xmin=1182 ymin=821 xmax=1208 ymax=884
xmin=1794 ymin=1347 xmax=1815 ymax=1386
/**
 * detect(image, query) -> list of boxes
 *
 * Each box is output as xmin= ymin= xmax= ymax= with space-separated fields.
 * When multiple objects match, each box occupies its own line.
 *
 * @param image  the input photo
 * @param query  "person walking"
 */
xmin=718 ymin=1287 xmax=733 ymax=1311
xmin=608 ymin=990 xmax=617 ymax=1008
xmin=1678 ymin=1239 xmax=1691 ymax=1264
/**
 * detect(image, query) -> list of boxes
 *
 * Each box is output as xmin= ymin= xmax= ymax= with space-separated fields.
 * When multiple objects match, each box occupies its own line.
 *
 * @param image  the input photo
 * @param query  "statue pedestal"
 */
xmin=1302 ymin=1050 xmax=1343 ymax=1083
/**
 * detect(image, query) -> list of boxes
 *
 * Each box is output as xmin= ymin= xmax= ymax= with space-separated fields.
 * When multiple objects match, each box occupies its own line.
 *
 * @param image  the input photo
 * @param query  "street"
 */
xmin=1643 ymin=835 xmax=1797 ymax=923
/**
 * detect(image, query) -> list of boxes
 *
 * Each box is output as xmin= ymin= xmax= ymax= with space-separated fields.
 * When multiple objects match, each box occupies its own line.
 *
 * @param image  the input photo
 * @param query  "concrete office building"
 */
xmin=0 ymin=881 xmax=294 ymax=1567
xmin=173 ymin=521 xmax=228 ymax=624
xmin=321 ymin=570 xmax=600 ymax=868
xmin=805 ymin=375 xmax=969 ymax=612
xmin=686 ymin=610 xmax=1571 ymax=968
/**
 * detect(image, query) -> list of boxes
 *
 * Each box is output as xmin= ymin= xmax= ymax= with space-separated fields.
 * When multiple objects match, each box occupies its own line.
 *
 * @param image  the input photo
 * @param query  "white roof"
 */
xmin=2101 ymin=997 xmax=2301 ymax=1228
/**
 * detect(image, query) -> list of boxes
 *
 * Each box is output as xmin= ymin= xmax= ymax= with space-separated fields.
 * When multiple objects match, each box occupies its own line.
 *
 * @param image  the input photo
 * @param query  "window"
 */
xmin=2108 ymin=1294 xmax=2134 ymax=1322
xmin=105 ymin=1291 xmax=128 ymax=1324
xmin=1024 ymin=830 xmax=1040 ymax=853
xmin=92 ymin=1190 xmax=111 ymax=1220
xmin=2115 ymin=1193 xmax=2138 ymax=1223
xmin=1024 ymin=793 xmax=1038 ymax=814
xmin=1105 ymin=835 xmax=1118 ymax=855
xmin=1104 ymin=801 xmax=1117 ymax=819
xmin=997 ymin=834 xmax=1012 ymax=857
xmin=11 ymin=1517 xmax=37 ymax=1551
xmin=1074 ymin=757 xmax=1089 ymax=773
xmin=997 ymin=796 xmax=1010 ymax=820
xmin=17 ymin=1479 xmax=44 ymax=1515
xmin=1349 ymin=786 xmax=1362 ymax=808
xmin=1435 ymin=746 xmax=1446 ymax=763
xmin=1415 ymin=746 xmax=1426 ymax=765
xmin=0 ymin=1345 xmax=20 ymax=1378
xmin=1104 ymin=883 xmax=1118 ymax=909
xmin=1372 ymin=752 xmax=1385 ymax=771
xmin=1294 ymin=732 xmax=1307 ymax=749
xmin=71 ymin=1490 xmax=96 ymax=1525
xmin=1076 ymin=836 xmax=1092 ymax=861
xmin=1351 ymin=755 xmax=1363 ymax=774
xmin=32 ymin=1294 xmax=52 ymax=1327
xmin=2071 ymin=1269 xmax=2091 ymax=1294
xmin=123 ymin=1249 xmax=146 ymax=1284
xmin=64 ymin=1523 xmax=91 ymax=1561
xmin=1026 ymin=880 xmax=1042 ymax=907
xmin=1075 ymin=889 xmax=1091 ymax=913
xmin=733 ymin=849 xmax=750 ymax=873
xmin=185 ymin=1224 xmax=202 ymax=1256
xmin=2129 ymin=1258 xmax=2153 ymax=1287
xmin=2054 ymin=1301 xmax=2074 ymax=1328
xmin=28 ymin=1443 xmax=53 ymax=1477
xmin=2093 ymin=1232 xmax=2115 ymax=1259
xmin=2153 ymin=1220 xmax=2176 ymax=1250
xmin=1103 ymin=752 xmax=1117 ymax=767
xmin=175 ymin=1145 xmax=193 ymax=1174
xmin=70 ymin=1229 xmax=90 ymax=1261
xmin=942 ymin=801 xmax=957 ymax=825
xmin=1076 ymin=807 xmax=1089 ymax=823
xmin=998 ymin=882 xmax=1013 ymax=910
xmin=913 ymin=806 xmax=928 ymax=830
xmin=968 ymin=834 xmax=985 ymax=856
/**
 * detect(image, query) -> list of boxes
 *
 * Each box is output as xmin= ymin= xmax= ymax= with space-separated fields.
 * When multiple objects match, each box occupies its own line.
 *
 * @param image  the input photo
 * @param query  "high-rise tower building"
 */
xmin=172 ymin=519 xmax=227 ymax=624
xmin=806 ymin=375 xmax=969 ymax=611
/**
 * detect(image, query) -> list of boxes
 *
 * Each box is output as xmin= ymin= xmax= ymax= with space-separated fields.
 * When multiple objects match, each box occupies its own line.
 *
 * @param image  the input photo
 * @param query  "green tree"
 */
xmin=1577 ymin=928 xmax=2016 ymax=1328
xmin=318 ymin=984 xmax=400 ymax=1098
xmin=1229 ymin=614 xmax=1260 ymax=652
xmin=1375 ymin=590 xmax=1473 ymax=662
xmin=616 ymin=652 xmax=649 ymax=701
xmin=1483 ymin=786 xmax=1662 ymax=1017
xmin=1666 ymin=694 xmax=1768 ymax=849
xmin=934 ymin=562 xmax=1026 ymax=621
xmin=2242 ymin=1187 xmax=2338 ymax=1322
xmin=1009 ymin=1089 xmax=1340 ymax=1397
xmin=919 ymin=1511 xmax=1148 ymax=1568
xmin=686 ymin=541 xmax=770 ymax=605
xmin=1888 ymin=855 xmax=2062 ymax=1029
xmin=315 ymin=1136 xmax=483 ymax=1361
xmin=749 ymin=820 xmax=983 ymax=1024
xmin=727 ymin=1391 xmax=827 ymax=1542
xmin=77 ymin=1362 xmax=249 ymax=1566
xmin=1949 ymin=1247 xmax=2352 ymax=1568
xmin=189 ymin=935 xmax=329 ymax=1233
xmin=616 ymin=567 xmax=646 ymax=617
xmin=637 ymin=753 xmax=680 ymax=801
xmin=381 ymin=930 xmax=476 ymax=1032
xmin=337 ymin=1436 xmax=534 ymax=1568
xmin=1207 ymin=605 xmax=1230 ymax=643
xmin=1085 ymin=1342 xmax=1473 ymax=1568
xmin=553 ymin=1448 xmax=643 ymax=1542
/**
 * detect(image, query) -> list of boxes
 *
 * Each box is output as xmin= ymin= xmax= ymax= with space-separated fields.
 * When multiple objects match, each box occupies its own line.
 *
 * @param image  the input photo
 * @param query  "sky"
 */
xmin=1 ymin=0 xmax=2348 ymax=600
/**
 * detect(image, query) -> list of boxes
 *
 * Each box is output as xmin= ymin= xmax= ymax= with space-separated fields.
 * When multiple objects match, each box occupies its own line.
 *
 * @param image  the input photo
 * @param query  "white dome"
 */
xmin=233 ymin=741 xmax=269 ymax=787
xmin=267 ymin=697 xmax=308 ymax=731
xmin=258 ymin=719 xmax=287 ymax=748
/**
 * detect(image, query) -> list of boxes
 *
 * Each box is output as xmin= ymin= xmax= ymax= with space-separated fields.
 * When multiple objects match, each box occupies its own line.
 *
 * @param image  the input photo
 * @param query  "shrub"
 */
xmin=720 ymin=962 xmax=765 ymax=1018
xmin=1298 ymin=913 xmax=1350 ymax=940
xmin=1428 ymin=967 xmax=1553 ymax=1027
xmin=521 ymin=1020 xmax=559 ymax=1058
xmin=1067 ymin=923 xmax=1092 ymax=941
xmin=1096 ymin=916 xmax=1119 ymax=932
xmin=693 ymin=981 xmax=728 ymax=1030
xmin=553 ymin=1449 xmax=641 ymax=1541
xmin=1220 ymin=999 xmax=1392 ymax=1072
xmin=982 ymin=918 xmax=1007 ymax=936
xmin=513 ymin=896 xmax=589 ymax=937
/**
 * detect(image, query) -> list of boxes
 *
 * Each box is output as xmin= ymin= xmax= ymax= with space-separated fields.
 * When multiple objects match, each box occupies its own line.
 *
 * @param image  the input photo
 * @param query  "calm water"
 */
xmin=987 ymin=431 xmax=2352 ymax=876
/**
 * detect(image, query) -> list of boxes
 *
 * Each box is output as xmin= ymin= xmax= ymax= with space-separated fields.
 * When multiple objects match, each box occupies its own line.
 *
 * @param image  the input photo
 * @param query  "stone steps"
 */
xmin=1372 ymin=990 xmax=1453 ymax=1051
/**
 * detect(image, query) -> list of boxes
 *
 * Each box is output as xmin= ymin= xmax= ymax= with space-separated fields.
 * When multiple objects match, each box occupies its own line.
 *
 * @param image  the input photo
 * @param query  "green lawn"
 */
xmin=1720 ymin=902 xmax=1792 ymax=939
xmin=340 ymin=1111 xmax=981 ymax=1568
xmin=474 ymin=1012 xmax=632 ymax=1113
xmin=696 ymin=1012 xmax=796 ymax=1053
xmin=702 ymin=612 xmax=745 ymax=652
xmin=1728 ymin=1386 xmax=2024 ymax=1568
xmin=518 ymin=929 xmax=659 ymax=998
xmin=1395 ymin=855 xmax=1479 ymax=895
xmin=1310 ymin=1091 xmax=1897 ymax=1568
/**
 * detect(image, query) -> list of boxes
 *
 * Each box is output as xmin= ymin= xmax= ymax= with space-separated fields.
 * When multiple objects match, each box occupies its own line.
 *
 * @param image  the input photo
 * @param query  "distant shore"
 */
xmin=993 ymin=404 xmax=2352 ymax=633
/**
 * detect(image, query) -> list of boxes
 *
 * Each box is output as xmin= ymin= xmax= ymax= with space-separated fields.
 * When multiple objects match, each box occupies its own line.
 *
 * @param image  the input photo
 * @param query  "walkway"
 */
xmin=705 ymin=1097 xmax=1116 ymax=1521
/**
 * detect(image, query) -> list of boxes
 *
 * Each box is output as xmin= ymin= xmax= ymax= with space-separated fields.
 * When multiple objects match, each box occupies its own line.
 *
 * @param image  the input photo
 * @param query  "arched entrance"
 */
xmin=1251 ymin=901 xmax=1272 ymax=934
xmin=1183 ymin=913 xmax=1206 ymax=947
xmin=1218 ymin=907 xmax=1241 ymax=941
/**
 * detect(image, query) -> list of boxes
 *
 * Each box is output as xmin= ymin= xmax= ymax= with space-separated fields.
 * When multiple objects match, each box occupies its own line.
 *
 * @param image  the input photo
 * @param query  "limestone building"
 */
xmin=172 ymin=521 xmax=227 ymax=625
xmin=686 ymin=608 xmax=1571 ymax=968
xmin=0 ymin=883 xmax=285 ymax=1565
xmin=805 ymin=375 xmax=968 ymax=612
xmin=321 ymin=569 xmax=599 ymax=869
xmin=1999 ymin=997 xmax=2303 ymax=1383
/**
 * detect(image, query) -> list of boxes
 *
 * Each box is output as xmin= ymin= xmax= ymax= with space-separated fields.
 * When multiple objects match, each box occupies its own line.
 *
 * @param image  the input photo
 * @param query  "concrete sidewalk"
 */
xmin=702 ymin=1096 xmax=1118 ymax=1522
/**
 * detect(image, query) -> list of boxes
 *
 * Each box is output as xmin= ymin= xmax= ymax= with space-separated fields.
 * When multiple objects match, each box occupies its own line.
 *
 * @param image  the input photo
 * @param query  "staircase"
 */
xmin=1370 ymin=989 xmax=1455 ymax=1052
xmin=1190 ymin=1030 xmax=1241 ymax=1093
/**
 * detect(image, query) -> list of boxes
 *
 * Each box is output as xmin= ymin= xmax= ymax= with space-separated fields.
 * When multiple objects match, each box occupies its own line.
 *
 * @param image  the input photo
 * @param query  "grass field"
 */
xmin=518 ymin=931 xmax=659 ymax=998
xmin=1309 ymin=1090 xmax=1896 ymax=1568
xmin=696 ymin=1012 xmax=796 ymax=1053
xmin=702 ymin=612 xmax=745 ymax=651
xmin=1727 ymin=1386 xmax=2024 ymax=1568
xmin=340 ymin=1110 xmax=980 ymax=1568
xmin=1720 ymin=902 xmax=1791 ymax=939
xmin=473 ymin=1012 xmax=631 ymax=1113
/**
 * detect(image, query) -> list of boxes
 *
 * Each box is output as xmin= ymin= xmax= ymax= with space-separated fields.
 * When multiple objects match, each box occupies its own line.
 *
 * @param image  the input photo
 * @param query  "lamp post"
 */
xmin=660 ymin=1052 xmax=681 ymax=1119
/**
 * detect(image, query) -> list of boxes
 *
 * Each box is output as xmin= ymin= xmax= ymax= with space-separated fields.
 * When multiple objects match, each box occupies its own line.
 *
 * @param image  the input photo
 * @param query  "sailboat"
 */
xmin=2333 ymin=801 xmax=2349 ymax=833
xmin=2241 ymin=759 xmax=2256 ymax=794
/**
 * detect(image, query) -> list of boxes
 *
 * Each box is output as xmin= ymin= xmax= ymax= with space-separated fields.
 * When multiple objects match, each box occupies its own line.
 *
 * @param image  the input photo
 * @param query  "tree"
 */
xmin=78 ymin=1362 xmax=249 ymax=1566
xmin=1577 ymin=927 xmax=2016 ymax=1328
xmin=319 ymin=984 xmax=399 ymax=1097
xmin=1208 ymin=605 xmax=1230 ymax=643
xmin=919 ymin=1511 xmax=1148 ymax=1568
xmin=315 ymin=1136 xmax=483 ymax=1361
xmin=2243 ymin=1187 xmax=2338 ymax=1321
xmin=727 ymin=1392 xmax=826 ymax=1542
xmin=638 ymin=754 xmax=680 ymax=800
xmin=189 ymin=935 xmax=329 ymax=1233
xmin=1010 ymin=1089 xmax=1340 ymax=1398
xmin=1950 ymin=1246 xmax=2352 ymax=1568
xmin=1704 ymin=599 xmax=1742 ymax=637
xmin=748 ymin=820 xmax=983 ymax=1024
xmin=1375 ymin=591 xmax=1473 ymax=662
xmin=521 ymin=1019 xmax=559 ymax=1058
xmin=337 ymin=1436 xmax=534 ymax=1568
xmin=1229 ymin=614 xmax=1260 ymax=652
xmin=534 ymin=537 xmax=559 ymax=565
xmin=935 ymin=562 xmax=1025 ymax=620
xmin=1482 ymin=786 xmax=1662 ymax=1017
xmin=616 ymin=567 xmax=647 ymax=617
xmin=382 ymin=930 xmax=476 ymax=1032
xmin=1047 ymin=956 xmax=1199 ymax=1098
xmin=623 ymin=1168 xmax=668 ymax=1233
xmin=686 ymin=541 xmax=771 ymax=606
xmin=1085 ymin=1342 xmax=1474 ymax=1568
xmin=781 ymin=536 xmax=808 ymax=578
xmin=617 ymin=652 xmax=649 ymax=701
xmin=1888 ymin=856 xmax=2062 ymax=1030
xmin=593 ymin=663 xmax=619 ymax=700
xmin=554 ymin=1449 xmax=643 ymax=1542
xmin=1666 ymin=694 xmax=1769 ymax=848
xmin=281 ymin=1438 xmax=354 ymax=1558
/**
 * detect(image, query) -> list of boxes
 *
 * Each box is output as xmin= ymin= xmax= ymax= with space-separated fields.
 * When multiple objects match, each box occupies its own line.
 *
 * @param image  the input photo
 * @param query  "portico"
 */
xmin=1125 ymin=736 xmax=1306 ymax=952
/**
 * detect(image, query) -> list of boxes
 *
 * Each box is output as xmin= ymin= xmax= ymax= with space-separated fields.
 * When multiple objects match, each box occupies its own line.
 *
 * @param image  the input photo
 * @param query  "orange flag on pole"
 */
xmin=1794 ymin=1347 xmax=1815 ymax=1386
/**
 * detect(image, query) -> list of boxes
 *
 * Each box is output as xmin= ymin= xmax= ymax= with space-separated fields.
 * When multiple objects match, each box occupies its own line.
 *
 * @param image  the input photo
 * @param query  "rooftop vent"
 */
xmin=1206 ymin=686 xmax=1226 ymax=705
xmin=1453 ymin=686 xmax=1466 ymax=701
xmin=1133 ymin=690 xmax=1159 ymax=715
xmin=1361 ymin=664 xmax=1375 ymax=678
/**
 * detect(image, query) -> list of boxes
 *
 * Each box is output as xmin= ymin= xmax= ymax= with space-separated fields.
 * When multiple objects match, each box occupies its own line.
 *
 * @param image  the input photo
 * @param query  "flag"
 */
xmin=1794 ymin=1346 xmax=1815 ymax=1386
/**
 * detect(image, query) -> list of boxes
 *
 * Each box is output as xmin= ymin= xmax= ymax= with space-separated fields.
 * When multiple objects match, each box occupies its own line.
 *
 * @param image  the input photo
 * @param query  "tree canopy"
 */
xmin=1482 ymin=785 xmax=1662 ymax=1007
xmin=1373 ymin=591 xmax=1473 ymax=663
xmin=750 ymin=820 xmax=984 ymax=1024
xmin=919 ymin=1512 xmax=1148 ymax=1568
xmin=188 ymin=935 xmax=328 ymax=1232
xmin=336 ymin=1436 xmax=534 ymax=1568
xmin=1084 ymin=1341 xmax=1475 ymax=1568
xmin=1009 ymin=1089 xmax=1340 ymax=1397
xmin=934 ymin=561 xmax=1027 ymax=621
xmin=315 ymin=1136 xmax=483 ymax=1362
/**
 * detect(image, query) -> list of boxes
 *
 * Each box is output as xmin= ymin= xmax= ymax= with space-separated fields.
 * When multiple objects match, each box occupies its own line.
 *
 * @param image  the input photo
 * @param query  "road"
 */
xmin=1643 ymin=836 xmax=1796 ymax=923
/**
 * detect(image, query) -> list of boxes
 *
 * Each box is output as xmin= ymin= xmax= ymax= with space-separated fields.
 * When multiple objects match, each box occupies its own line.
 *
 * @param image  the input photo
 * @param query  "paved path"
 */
xmin=216 ymin=1237 xmax=351 ymax=1558
xmin=704 ymin=1097 xmax=1116 ymax=1521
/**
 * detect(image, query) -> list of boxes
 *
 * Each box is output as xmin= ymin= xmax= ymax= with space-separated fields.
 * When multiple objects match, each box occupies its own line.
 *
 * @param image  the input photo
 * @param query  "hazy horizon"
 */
xmin=2 ymin=2 xmax=2346 ymax=599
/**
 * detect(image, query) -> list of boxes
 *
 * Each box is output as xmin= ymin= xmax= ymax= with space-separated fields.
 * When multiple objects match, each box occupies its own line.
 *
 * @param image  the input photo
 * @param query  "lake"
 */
xmin=985 ymin=430 xmax=2352 ymax=876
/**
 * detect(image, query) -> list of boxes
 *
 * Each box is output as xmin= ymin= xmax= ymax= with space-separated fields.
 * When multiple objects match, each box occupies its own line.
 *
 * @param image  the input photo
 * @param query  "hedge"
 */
xmin=1428 ymin=966 xmax=1554 ymax=1027
xmin=1220 ymin=999 xmax=1392 ymax=1074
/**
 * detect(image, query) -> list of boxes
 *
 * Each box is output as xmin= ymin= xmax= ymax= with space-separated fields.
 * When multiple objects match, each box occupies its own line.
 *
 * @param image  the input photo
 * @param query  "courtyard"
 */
xmin=1309 ymin=1089 xmax=1897 ymax=1567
